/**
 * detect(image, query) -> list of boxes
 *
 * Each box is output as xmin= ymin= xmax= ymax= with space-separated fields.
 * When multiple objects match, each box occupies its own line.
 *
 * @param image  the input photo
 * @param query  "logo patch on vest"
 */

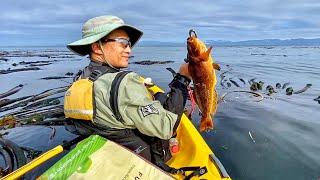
xmin=140 ymin=104 xmax=159 ymax=117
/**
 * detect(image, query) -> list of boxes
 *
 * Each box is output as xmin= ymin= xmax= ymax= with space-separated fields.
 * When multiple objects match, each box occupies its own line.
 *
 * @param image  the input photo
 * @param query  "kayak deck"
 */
xmin=167 ymin=114 xmax=231 ymax=180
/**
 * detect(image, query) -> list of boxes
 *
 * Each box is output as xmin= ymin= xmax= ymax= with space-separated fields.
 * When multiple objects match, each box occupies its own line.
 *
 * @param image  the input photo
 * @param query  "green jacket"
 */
xmin=93 ymin=72 xmax=178 ymax=140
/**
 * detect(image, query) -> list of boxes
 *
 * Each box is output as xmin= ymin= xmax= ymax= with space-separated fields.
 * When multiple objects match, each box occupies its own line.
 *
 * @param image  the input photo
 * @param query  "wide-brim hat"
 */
xmin=67 ymin=15 xmax=143 ymax=56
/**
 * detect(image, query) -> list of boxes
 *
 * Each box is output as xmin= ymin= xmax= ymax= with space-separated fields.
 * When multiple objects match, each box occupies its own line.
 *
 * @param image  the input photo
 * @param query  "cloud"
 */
xmin=1 ymin=0 xmax=320 ymax=46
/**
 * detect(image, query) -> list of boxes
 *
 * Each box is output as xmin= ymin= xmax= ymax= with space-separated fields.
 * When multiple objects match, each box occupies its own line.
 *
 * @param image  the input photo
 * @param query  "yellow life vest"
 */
xmin=64 ymin=70 xmax=133 ymax=121
xmin=64 ymin=69 xmax=164 ymax=122
xmin=64 ymin=78 xmax=94 ymax=121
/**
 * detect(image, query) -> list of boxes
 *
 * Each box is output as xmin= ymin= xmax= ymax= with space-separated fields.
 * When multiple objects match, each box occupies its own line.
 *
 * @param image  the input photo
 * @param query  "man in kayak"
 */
xmin=66 ymin=15 xmax=191 ymax=164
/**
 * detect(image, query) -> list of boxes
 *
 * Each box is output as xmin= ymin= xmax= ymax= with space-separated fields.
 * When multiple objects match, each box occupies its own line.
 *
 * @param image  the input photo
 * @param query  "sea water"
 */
xmin=0 ymin=45 xmax=319 ymax=179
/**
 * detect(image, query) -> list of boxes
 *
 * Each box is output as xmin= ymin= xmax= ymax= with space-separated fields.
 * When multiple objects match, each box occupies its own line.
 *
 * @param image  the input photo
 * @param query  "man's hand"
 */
xmin=178 ymin=63 xmax=192 ymax=80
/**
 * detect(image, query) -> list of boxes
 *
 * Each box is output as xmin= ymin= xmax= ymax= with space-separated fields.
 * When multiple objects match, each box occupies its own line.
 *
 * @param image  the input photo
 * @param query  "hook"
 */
xmin=189 ymin=29 xmax=197 ymax=38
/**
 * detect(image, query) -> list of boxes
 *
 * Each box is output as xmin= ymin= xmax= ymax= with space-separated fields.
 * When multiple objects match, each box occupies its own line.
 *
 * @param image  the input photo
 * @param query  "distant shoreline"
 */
xmin=2 ymin=38 xmax=320 ymax=48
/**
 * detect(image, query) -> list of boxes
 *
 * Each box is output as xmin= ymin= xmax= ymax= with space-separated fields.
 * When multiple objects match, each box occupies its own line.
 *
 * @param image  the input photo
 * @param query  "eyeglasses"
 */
xmin=104 ymin=38 xmax=132 ymax=48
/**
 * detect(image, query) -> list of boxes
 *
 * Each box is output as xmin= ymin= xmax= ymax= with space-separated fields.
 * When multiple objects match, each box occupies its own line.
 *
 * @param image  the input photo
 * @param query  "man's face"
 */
xmin=101 ymin=29 xmax=131 ymax=68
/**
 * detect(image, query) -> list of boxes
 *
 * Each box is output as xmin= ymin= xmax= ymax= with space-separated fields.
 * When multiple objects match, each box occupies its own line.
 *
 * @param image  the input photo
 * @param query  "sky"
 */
xmin=1 ymin=0 xmax=320 ymax=46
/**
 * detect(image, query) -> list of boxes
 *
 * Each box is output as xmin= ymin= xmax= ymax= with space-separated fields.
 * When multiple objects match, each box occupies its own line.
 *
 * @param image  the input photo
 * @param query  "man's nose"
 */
xmin=124 ymin=45 xmax=131 ymax=53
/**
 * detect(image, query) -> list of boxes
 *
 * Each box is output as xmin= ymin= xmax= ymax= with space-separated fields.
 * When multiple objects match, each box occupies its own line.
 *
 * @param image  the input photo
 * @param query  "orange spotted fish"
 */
xmin=187 ymin=29 xmax=220 ymax=132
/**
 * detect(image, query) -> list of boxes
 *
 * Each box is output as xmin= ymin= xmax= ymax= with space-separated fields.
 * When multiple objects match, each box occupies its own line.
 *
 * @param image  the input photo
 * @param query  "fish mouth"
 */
xmin=187 ymin=37 xmax=194 ymax=45
xmin=187 ymin=37 xmax=198 ymax=57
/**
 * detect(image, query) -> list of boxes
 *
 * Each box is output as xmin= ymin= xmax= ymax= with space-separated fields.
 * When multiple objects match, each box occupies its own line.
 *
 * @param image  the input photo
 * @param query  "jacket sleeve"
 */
xmin=154 ymin=73 xmax=190 ymax=114
xmin=118 ymin=73 xmax=179 ymax=140
xmin=153 ymin=73 xmax=191 ymax=131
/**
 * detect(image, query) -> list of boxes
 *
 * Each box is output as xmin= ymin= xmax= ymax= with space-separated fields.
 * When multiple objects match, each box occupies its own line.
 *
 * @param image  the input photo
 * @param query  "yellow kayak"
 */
xmin=2 ymin=82 xmax=231 ymax=180
xmin=167 ymin=113 xmax=231 ymax=180
xmin=150 ymin=83 xmax=231 ymax=179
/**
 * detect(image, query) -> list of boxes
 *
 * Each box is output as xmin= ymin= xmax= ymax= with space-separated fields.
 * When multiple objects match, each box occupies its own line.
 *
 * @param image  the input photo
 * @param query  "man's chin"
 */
xmin=120 ymin=63 xmax=129 ymax=68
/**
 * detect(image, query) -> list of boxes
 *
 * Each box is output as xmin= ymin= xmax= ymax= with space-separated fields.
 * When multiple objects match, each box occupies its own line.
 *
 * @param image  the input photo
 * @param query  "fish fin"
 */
xmin=211 ymin=91 xmax=218 ymax=114
xmin=200 ymin=116 xmax=214 ymax=132
xmin=199 ymin=46 xmax=213 ymax=61
xmin=212 ymin=63 xmax=221 ymax=71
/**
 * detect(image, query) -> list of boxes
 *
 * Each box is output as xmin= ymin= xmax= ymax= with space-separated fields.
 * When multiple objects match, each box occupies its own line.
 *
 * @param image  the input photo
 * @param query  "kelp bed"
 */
xmin=0 ymin=85 xmax=68 ymax=130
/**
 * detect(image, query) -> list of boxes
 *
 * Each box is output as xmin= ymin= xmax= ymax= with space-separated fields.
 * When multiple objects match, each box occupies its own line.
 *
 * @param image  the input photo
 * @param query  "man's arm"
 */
xmin=154 ymin=73 xmax=190 ymax=114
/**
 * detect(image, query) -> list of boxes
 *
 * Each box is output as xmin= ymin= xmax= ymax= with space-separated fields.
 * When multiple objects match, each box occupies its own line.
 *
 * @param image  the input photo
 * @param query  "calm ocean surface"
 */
xmin=0 ymin=45 xmax=319 ymax=179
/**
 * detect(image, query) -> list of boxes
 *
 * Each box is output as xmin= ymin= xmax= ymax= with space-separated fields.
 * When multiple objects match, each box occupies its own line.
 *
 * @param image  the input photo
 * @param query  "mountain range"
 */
xmin=139 ymin=38 xmax=320 ymax=46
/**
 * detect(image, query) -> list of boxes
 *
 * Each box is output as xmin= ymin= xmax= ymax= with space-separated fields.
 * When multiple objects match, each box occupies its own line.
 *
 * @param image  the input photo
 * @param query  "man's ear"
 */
xmin=91 ymin=42 xmax=103 ymax=55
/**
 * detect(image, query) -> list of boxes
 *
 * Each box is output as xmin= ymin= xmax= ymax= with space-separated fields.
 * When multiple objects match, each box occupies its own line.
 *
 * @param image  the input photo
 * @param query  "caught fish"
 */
xmin=187 ymin=29 xmax=220 ymax=132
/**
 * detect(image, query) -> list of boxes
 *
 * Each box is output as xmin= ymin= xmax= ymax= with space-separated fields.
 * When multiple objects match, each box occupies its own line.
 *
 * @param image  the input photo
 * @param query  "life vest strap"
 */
xmin=109 ymin=71 xmax=132 ymax=123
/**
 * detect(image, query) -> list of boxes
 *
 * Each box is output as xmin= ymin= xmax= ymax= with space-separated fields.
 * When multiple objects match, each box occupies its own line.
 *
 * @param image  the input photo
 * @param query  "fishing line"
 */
xmin=220 ymin=90 xmax=264 ymax=102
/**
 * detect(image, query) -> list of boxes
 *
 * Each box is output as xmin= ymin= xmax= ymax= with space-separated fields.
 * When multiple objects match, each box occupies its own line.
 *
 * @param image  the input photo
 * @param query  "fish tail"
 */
xmin=200 ymin=116 xmax=214 ymax=132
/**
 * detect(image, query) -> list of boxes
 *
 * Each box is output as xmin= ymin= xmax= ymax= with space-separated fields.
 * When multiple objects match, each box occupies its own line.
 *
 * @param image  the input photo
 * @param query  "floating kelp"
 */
xmin=250 ymin=82 xmax=258 ymax=91
xmin=220 ymin=79 xmax=228 ymax=89
xmin=282 ymin=82 xmax=290 ymax=89
xmin=130 ymin=60 xmax=174 ymax=65
xmin=0 ymin=86 xmax=67 ymax=112
xmin=220 ymin=68 xmax=232 ymax=80
xmin=65 ymin=72 xmax=74 ymax=76
xmin=251 ymin=53 xmax=266 ymax=56
xmin=286 ymin=87 xmax=294 ymax=95
xmin=221 ymin=90 xmax=264 ymax=102
xmin=22 ymin=96 xmax=61 ymax=110
xmin=0 ymin=84 xmax=24 ymax=99
xmin=0 ymin=96 xmax=32 ymax=108
xmin=248 ymin=78 xmax=257 ymax=85
xmin=257 ymin=81 xmax=264 ymax=90
xmin=219 ymin=68 xmax=233 ymax=89
xmin=28 ymin=63 xmax=52 ymax=67
xmin=266 ymin=85 xmax=276 ymax=95
xmin=229 ymin=78 xmax=240 ymax=87
xmin=49 ymin=55 xmax=74 ymax=58
xmin=0 ymin=51 xmax=9 ymax=56
xmin=8 ymin=105 xmax=63 ymax=118
xmin=1 ymin=50 xmax=75 ymax=59
xmin=0 ymin=67 xmax=41 ymax=75
xmin=293 ymin=84 xmax=312 ymax=94
xmin=19 ymin=60 xmax=52 ymax=65
xmin=40 ymin=76 xmax=72 ymax=80
xmin=0 ymin=116 xmax=16 ymax=129
xmin=239 ymin=78 xmax=246 ymax=85
xmin=0 ymin=105 xmax=64 ymax=129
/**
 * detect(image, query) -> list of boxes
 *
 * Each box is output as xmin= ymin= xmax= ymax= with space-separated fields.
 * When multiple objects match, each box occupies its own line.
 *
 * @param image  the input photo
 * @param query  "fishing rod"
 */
xmin=1 ymin=136 xmax=85 ymax=180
